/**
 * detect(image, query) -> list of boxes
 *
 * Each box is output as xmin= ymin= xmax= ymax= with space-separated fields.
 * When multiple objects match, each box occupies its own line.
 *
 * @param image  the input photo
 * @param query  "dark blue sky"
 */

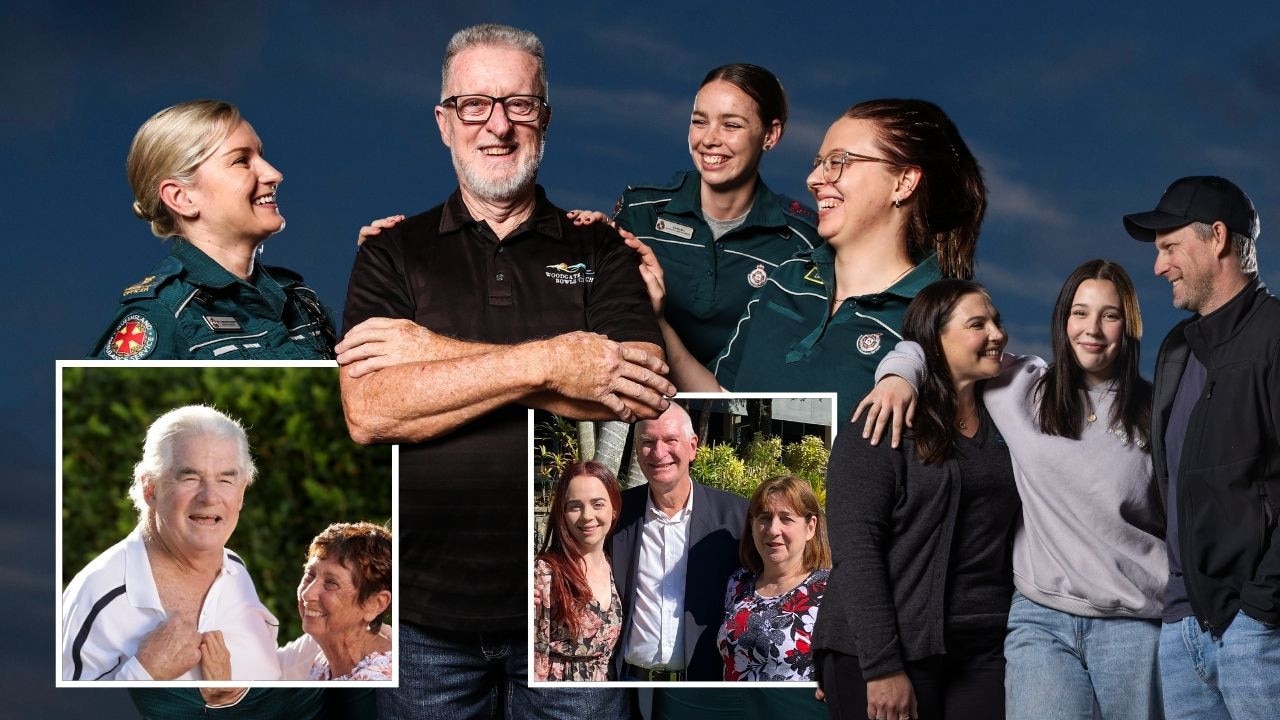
xmin=5 ymin=1 xmax=1279 ymax=715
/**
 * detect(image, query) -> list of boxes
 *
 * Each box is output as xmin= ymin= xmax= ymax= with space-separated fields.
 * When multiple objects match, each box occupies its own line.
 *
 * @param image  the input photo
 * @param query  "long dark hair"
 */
xmin=1035 ymin=259 xmax=1152 ymax=446
xmin=843 ymin=99 xmax=986 ymax=280
xmin=700 ymin=63 xmax=788 ymax=136
xmin=536 ymin=461 xmax=622 ymax=638
xmin=904 ymin=278 xmax=992 ymax=464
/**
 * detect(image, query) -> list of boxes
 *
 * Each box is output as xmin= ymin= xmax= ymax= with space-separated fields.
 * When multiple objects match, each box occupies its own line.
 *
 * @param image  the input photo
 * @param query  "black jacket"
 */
xmin=609 ymin=481 xmax=746 ymax=680
xmin=1153 ymin=278 xmax=1280 ymax=632
xmin=813 ymin=413 xmax=1016 ymax=679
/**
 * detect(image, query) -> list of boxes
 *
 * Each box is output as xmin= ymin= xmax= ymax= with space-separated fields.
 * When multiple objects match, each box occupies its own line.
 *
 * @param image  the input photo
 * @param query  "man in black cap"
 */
xmin=1125 ymin=176 xmax=1280 ymax=719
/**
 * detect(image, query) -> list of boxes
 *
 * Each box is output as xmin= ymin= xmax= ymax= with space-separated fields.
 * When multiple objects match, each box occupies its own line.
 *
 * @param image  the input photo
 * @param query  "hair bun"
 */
xmin=131 ymin=200 xmax=151 ymax=221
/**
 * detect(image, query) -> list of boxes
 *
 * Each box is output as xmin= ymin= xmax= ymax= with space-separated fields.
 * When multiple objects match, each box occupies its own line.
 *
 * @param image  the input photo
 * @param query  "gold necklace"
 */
xmin=879 ymin=263 xmax=916 ymax=293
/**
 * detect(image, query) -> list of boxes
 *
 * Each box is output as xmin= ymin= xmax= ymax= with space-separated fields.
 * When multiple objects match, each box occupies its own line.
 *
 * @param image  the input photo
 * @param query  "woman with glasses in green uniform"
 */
xmin=89 ymin=99 xmax=336 ymax=361
xmin=641 ymin=100 xmax=985 ymax=720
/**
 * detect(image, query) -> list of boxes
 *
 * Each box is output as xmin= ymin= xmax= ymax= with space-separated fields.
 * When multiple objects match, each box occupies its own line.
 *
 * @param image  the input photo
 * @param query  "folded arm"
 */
xmin=339 ymin=321 xmax=672 ymax=444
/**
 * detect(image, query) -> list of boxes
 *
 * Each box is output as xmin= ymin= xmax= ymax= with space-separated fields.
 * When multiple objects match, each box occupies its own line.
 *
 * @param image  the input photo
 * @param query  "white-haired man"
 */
xmin=610 ymin=402 xmax=746 ymax=684
xmin=62 ymin=405 xmax=278 ymax=685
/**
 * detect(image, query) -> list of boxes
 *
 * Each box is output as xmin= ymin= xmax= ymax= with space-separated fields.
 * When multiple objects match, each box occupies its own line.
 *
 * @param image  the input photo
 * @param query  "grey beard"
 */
xmin=453 ymin=138 xmax=545 ymax=204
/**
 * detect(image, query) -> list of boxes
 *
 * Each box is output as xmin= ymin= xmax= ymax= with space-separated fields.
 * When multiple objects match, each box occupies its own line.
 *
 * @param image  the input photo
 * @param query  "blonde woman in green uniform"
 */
xmin=90 ymin=100 xmax=336 ymax=361
xmin=90 ymin=99 xmax=355 ymax=719
xmin=568 ymin=63 xmax=818 ymax=365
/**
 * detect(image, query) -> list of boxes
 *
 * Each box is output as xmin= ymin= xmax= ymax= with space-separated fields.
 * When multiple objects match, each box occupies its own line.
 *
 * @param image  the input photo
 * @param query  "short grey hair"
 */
xmin=130 ymin=405 xmax=256 ymax=517
xmin=634 ymin=402 xmax=695 ymax=442
xmin=440 ymin=24 xmax=548 ymax=101
xmin=1191 ymin=221 xmax=1258 ymax=276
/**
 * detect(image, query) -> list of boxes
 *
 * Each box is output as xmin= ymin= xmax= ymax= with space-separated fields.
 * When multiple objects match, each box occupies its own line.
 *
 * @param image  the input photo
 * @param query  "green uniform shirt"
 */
xmin=89 ymin=240 xmax=336 ymax=360
xmin=613 ymin=170 xmax=819 ymax=365
xmin=712 ymin=246 xmax=942 ymax=422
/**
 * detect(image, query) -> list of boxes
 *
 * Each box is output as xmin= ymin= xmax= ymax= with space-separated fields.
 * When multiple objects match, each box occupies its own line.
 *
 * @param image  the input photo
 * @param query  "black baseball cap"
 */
xmin=1124 ymin=176 xmax=1259 ymax=242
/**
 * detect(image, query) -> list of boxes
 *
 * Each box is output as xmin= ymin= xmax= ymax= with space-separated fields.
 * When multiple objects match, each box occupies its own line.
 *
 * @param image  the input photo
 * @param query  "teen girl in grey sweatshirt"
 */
xmin=863 ymin=260 xmax=1166 ymax=719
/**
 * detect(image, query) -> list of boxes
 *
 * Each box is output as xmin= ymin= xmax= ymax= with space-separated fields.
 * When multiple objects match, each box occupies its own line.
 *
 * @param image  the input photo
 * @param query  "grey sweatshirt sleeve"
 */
xmin=875 ymin=340 xmax=927 ymax=392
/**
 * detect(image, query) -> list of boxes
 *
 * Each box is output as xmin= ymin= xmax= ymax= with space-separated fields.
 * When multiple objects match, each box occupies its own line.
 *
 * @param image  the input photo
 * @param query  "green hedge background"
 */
xmin=60 ymin=365 xmax=392 ymax=642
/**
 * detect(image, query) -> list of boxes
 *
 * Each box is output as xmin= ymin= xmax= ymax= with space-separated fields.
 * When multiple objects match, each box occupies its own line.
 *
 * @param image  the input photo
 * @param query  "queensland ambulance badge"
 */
xmin=856 ymin=333 xmax=882 ymax=356
xmin=105 ymin=314 xmax=157 ymax=359
xmin=747 ymin=264 xmax=768 ymax=288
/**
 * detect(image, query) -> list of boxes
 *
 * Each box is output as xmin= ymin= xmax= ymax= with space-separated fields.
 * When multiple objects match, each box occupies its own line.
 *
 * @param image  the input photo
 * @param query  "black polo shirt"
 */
xmin=342 ymin=186 xmax=662 ymax=632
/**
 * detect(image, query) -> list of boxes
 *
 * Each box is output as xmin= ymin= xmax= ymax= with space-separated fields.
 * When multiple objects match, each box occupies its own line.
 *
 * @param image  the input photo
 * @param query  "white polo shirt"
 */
xmin=624 ymin=489 xmax=692 ymax=670
xmin=61 ymin=527 xmax=282 ymax=681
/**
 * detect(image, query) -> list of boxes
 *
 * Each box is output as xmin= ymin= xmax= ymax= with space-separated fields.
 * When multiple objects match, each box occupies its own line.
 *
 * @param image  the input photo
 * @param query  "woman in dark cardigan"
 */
xmin=813 ymin=279 xmax=1020 ymax=720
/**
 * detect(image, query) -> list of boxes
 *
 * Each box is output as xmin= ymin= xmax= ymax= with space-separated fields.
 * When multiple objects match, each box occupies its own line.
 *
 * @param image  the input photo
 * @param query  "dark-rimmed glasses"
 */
xmin=439 ymin=94 xmax=548 ymax=124
xmin=812 ymin=150 xmax=897 ymax=183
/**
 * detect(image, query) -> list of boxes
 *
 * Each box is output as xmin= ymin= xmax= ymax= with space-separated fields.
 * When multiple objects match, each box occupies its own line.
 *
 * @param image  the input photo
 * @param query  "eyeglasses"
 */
xmin=439 ymin=94 xmax=548 ymax=124
xmin=811 ymin=150 xmax=898 ymax=183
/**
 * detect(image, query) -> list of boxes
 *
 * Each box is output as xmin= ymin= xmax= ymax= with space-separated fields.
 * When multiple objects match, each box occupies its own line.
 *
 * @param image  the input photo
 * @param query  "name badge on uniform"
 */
xmin=857 ymin=333 xmax=882 ymax=355
xmin=655 ymin=218 xmax=694 ymax=239
xmin=204 ymin=315 xmax=243 ymax=332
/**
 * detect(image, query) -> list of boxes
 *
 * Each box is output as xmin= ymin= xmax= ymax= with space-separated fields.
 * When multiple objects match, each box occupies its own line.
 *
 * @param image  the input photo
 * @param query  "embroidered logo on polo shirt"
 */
xmin=803 ymin=266 xmax=823 ymax=286
xmin=545 ymin=262 xmax=595 ymax=285
xmin=747 ymin=264 xmax=768 ymax=288
xmin=105 ymin=314 xmax=158 ymax=359
xmin=856 ymin=333 xmax=882 ymax=355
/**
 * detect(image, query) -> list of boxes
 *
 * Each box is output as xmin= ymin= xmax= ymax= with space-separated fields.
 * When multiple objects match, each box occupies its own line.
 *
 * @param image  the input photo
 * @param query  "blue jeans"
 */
xmin=378 ymin=623 xmax=629 ymax=720
xmin=1159 ymin=611 xmax=1280 ymax=720
xmin=1004 ymin=591 xmax=1162 ymax=719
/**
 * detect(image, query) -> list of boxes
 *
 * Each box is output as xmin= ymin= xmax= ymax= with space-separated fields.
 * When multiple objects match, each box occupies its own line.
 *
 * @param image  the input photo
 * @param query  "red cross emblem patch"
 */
xmin=105 ymin=314 xmax=157 ymax=359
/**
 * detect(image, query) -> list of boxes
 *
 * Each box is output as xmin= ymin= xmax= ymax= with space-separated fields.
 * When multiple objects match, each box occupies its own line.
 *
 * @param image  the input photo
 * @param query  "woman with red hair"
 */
xmin=534 ymin=461 xmax=625 ymax=683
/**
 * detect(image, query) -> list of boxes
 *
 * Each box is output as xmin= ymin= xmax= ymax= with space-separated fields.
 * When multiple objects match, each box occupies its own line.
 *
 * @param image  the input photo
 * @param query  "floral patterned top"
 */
xmin=309 ymin=648 xmax=393 ymax=681
xmin=718 ymin=566 xmax=829 ymax=681
xmin=533 ymin=558 xmax=623 ymax=681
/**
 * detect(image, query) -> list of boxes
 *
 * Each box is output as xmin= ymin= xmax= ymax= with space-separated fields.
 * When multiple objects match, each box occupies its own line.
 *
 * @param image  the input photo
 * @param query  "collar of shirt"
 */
xmin=123 ymin=525 xmax=240 ymax=613
xmin=1183 ymin=276 xmax=1267 ymax=357
xmin=806 ymin=245 xmax=941 ymax=305
xmin=171 ymin=239 xmax=288 ymax=318
xmin=644 ymin=481 xmax=695 ymax=523
xmin=438 ymin=185 xmax=565 ymax=243
xmin=666 ymin=171 xmax=791 ymax=235
xmin=172 ymin=239 xmax=249 ymax=290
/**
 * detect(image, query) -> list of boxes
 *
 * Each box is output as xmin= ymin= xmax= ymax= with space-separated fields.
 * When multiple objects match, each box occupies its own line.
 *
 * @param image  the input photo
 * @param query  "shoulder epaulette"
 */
xmin=118 ymin=256 xmax=183 ymax=301
xmin=625 ymin=178 xmax=684 ymax=195
xmin=780 ymin=196 xmax=819 ymax=224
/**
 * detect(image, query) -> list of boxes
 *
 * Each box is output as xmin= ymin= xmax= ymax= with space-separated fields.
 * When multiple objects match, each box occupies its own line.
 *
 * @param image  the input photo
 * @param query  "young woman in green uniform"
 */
xmin=567 ymin=63 xmax=819 ymax=366
xmin=89 ymin=100 xmax=336 ymax=361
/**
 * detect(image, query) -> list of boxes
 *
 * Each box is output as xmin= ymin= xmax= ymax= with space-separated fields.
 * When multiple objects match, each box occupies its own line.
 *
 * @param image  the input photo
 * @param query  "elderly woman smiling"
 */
xmin=61 ymin=405 xmax=279 ymax=681
xmin=201 ymin=522 xmax=392 ymax=687
xmin=278 ymin=522 xmax=392 ymax=680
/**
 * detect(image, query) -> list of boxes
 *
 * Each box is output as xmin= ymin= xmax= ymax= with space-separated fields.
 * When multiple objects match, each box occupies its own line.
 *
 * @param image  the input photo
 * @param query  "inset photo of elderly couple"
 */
xmin=529 ymin=394 xmax=836 ymax=705
xmin=57 ymin=363 xmax=394 ymax=702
